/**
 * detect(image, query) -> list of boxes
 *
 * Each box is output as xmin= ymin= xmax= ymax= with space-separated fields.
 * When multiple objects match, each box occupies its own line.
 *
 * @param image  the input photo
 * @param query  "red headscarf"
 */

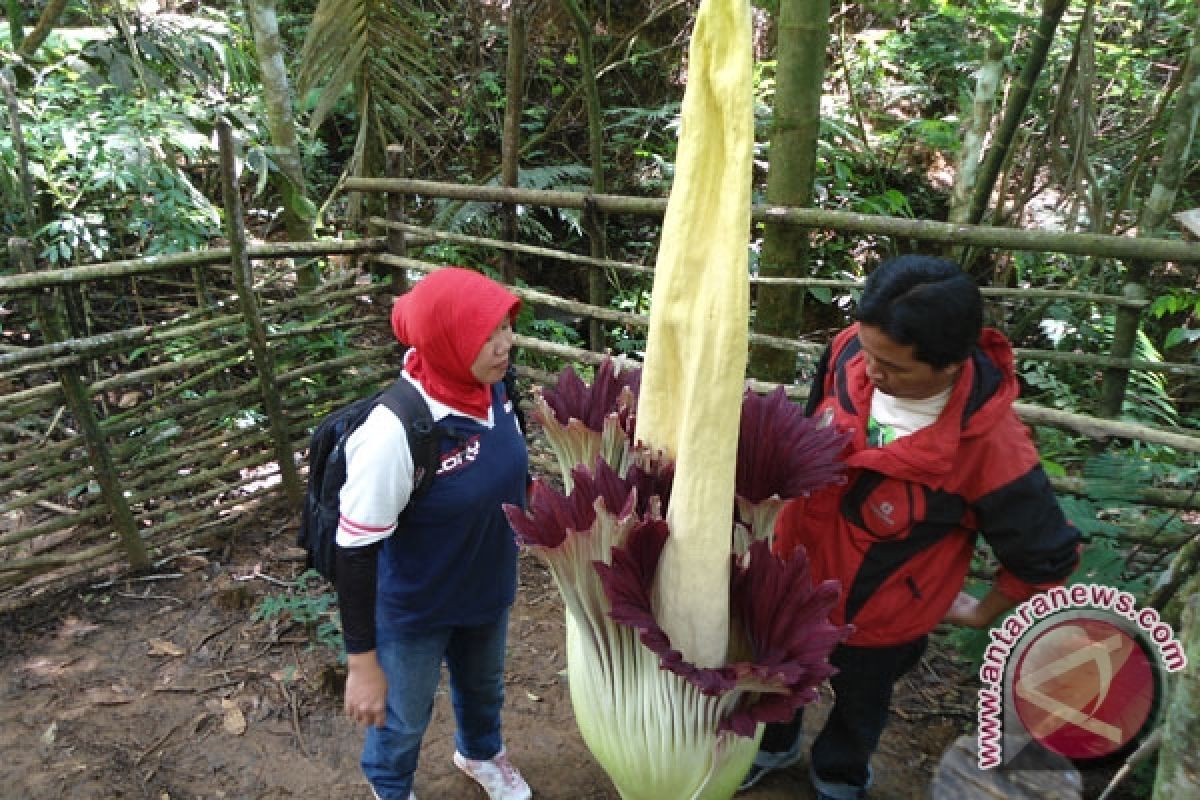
xmin=391 ymin=268 xmax=520 ymax=419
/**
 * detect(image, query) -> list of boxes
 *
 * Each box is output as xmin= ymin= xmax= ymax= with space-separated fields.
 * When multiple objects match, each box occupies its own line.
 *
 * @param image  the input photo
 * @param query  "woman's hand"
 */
xmin=344 ymin=651 xmax=388 ymax=728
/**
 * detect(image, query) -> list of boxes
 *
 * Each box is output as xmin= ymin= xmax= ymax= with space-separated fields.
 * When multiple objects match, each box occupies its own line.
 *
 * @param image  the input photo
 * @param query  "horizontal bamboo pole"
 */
xmin=375 ymin=217 xmax=1148 ymax=308
xmin=377 ymin=252 xmax=834 ymax=356
xmin=345 ymin=178 xmax=1200 ymax=263
xmin=101 ymin=385 xmax=255 ymax=439
xmin=0 ymin=466 xmax=90 ymax=515
xmin=509 ymin=334 xmax=1200 ymax=453
xmin=0 ymin=238 xmax=387 ymax=292
xmin=118 ymin=429 xmax=276 ymax=494
xmin=0 ymin=480 xmax=282 ymax=580
xmin=377 ymin=253 xmax=1196 ymax=375
xmin=0 ymin=277 xmax=385 ymax=373
xmin=371 ymin=217 xmax=655 ymax=276
xmin=1014 ymin=403 xmax=1200 ymax=453
xmin=1049 ymin=476 xmax=1200 ymax=512
xmin=0 ymin=502 xmax=109 ymax=549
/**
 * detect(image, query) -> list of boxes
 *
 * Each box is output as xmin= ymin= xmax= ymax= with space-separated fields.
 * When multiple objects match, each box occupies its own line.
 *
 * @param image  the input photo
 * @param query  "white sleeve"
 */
xmin=335 ymin=404 xmax=415 ymax=548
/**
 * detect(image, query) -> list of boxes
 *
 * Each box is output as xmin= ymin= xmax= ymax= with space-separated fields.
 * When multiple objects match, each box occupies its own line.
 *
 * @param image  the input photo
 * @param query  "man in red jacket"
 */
xmin=740 ymin=255 xmax=1080 ymax=799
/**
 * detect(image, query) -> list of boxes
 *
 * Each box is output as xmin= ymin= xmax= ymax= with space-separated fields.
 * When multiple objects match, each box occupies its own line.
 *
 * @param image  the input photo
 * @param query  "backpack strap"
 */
xmin=375 ymin=377 xmax=440 ymax=499
xmin=502 ymin=365 xmax=526 ymax=434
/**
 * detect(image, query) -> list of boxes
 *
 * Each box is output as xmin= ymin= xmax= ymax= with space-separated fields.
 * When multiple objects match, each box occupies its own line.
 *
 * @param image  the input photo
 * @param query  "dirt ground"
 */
xmin=0 ymin=494 xmax=1008 ymax=800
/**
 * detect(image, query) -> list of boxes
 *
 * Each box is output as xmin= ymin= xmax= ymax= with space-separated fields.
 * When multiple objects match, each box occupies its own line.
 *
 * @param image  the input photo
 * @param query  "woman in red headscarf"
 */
xmin=335 ymin=268 xmax=532 ymax=800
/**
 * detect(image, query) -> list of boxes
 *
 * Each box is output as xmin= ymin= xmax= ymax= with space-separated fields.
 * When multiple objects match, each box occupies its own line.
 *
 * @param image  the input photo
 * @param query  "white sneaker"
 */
xmin=453 ymin=747 xmax=532 ymax=800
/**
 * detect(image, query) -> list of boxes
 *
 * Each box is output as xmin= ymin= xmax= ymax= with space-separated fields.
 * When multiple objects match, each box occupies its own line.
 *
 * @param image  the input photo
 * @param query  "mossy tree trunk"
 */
xmin=1099 ymin=23 xmax=1200 ymax=417
xmin=1153 ymin=588 xmax=1199 ymax=799
xmin=948 ymin=34 xmax=1006 ymax=228
xmin=16 ymin=0 xmax=67 ymax=59
xmin=246 ymin=0 xmax=317 ymax=287
xmin=748 ymin=0 xmax=830 ymax=383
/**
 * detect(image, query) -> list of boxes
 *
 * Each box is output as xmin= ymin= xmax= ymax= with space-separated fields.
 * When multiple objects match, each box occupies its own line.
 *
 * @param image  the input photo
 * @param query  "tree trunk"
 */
xmin=966 ymin=0 xmax=1070 ymax=227
xmin=1100 ymin=25 xmax=1200 ymax=416
xmin=949 ymin=34 xmax=1006 ymax=227
xmin=16 ymin=0 xmax=67 ymax=59
xmin=246 ymin=0 xmax=317 ymax=281
xmin=747 ymin=0 xmax=830 ymax=383
xmin=1153 ymin=588 xmax=1199 ymax=799
xmin=7 ymin=0 xmax=25 ymax=51
xmin=562 ymin=0 xmax=609 ymax=352
xmin=500 ymin=3 xmax=528 ymax=286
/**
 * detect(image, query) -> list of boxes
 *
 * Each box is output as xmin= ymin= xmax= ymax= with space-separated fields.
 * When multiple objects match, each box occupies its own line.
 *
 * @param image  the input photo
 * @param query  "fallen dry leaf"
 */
xmin=221 ymin=698 xmax=246 ymax=735
xmin=84 ymin=685 xmax=138 ymax=706
xmin=147 ymin=638 xmax=186 ymax=657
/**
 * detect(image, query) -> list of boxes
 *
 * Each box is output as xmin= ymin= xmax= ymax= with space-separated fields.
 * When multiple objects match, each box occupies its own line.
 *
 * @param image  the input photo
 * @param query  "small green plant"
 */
xmin=254 ymin=570 xmax=345 ymax=662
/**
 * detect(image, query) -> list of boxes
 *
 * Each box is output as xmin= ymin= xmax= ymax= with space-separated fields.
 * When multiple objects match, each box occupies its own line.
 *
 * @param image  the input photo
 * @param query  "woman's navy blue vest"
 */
xmin=375 ymin=382 xmax=528 ymax=636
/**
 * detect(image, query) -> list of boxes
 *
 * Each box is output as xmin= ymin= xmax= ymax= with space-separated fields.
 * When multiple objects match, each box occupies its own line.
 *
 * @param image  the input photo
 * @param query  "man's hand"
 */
xmin=344 ymin=651 xmax=388 ymax=728
xmin=943 ymin=587 xmax=1015 ymax=629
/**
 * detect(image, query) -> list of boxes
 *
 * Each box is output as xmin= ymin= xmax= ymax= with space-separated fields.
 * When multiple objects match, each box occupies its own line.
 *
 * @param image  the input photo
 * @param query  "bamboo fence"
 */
xmin=2 ymin=137 xmax=1199 ymax=609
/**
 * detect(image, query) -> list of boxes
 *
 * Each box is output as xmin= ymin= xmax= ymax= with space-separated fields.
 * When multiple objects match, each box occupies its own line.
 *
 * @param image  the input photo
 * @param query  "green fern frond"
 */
xmin=435 ymin=165 xmax=594 ymax=240
xmin=1123 ymin=329 xmax=1181 ymax=428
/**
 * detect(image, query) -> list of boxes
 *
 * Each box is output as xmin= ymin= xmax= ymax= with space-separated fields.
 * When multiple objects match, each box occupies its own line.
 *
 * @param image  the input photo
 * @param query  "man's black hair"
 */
xmin=855 ymin=255 xmax=982 ymax=368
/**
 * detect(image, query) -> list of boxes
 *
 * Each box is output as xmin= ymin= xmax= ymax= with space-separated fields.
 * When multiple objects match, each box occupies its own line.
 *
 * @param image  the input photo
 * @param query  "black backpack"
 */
xmin=295 ymin=368 xmax=525 ymax=583
xmin=296 ymin=378 xmax=439 ymax=583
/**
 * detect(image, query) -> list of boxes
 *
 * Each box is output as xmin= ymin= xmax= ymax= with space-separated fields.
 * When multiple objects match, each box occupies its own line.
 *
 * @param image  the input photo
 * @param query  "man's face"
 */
xmin=857 ymin=324 xmax=961 ymax=400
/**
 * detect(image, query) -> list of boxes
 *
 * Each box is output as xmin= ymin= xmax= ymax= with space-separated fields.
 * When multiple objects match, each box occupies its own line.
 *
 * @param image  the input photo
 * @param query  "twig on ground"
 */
xmin=134 ymin=718 xmax=188 ymax=766
xmin=282 ymin=645 xmax=310 ymax=756
xmin=115 ymin=590 xmax=184 ymax=605
xmin=90 ymin=573 xmax=183 ymax=589
xmin=1097 ymin=727 xmax=1162 ymax=800
xmin=233 ymin=563 xmax=293 ymax=587
xmin=197 ymin=618 xmax=242 ymax=651
xmin=153 ymin=548 xmax=211 ymax=569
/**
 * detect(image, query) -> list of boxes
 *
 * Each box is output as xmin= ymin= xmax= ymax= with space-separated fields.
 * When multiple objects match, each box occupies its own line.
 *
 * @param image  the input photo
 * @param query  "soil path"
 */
xmin=0 ymin=496 xmax=973 ymax=800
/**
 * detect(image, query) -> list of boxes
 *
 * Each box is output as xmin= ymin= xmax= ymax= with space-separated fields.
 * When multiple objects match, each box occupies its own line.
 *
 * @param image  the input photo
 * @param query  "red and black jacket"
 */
xmin=775 ymin=324 xmax=1080 ymax=647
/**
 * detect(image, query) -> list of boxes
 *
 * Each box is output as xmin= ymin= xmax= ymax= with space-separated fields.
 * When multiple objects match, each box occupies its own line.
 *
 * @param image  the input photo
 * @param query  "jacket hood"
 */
xmin=843 ymin=326 xmax=1020 ymax=483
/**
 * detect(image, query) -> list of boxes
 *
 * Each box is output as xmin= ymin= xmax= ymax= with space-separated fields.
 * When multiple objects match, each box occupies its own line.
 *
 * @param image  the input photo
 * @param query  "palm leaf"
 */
xmin=297 ymin=0 xmax=448 ymax=161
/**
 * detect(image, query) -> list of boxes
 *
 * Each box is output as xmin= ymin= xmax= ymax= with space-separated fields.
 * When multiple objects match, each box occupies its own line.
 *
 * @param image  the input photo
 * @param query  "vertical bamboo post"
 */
xmin=562 ymin=0 xmax=609 ymax=352
xmin=215 ymin=116 xmax=304 ymax=507
xmin=10 ymin=237 xmax=150 ymax=570
xmin=1098 ymin=280 xmax=1147 ymax=418
xmin=385 ymin=144 xmax=410 ymax=296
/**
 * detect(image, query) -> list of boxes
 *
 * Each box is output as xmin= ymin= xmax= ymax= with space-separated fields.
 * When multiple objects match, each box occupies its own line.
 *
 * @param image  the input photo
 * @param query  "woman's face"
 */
xmin=857 ymin=323 xmax=960 ymax=400
xmin=470 ymin=318 xmax=515 ymax=385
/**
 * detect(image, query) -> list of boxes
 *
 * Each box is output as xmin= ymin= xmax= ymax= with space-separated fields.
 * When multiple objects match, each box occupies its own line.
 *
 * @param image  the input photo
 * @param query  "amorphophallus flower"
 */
xmin=507 ymin=444 xmax=846 ymax=800
xmin=504 ymin=0 xmax=852 ymax=796
xmin=507 ymin=361 xmax=849 ymax=799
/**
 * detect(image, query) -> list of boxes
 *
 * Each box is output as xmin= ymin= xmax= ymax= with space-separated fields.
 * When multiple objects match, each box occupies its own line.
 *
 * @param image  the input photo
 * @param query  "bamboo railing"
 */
xmin=2 ymin=141 xmax=1199 ymax=608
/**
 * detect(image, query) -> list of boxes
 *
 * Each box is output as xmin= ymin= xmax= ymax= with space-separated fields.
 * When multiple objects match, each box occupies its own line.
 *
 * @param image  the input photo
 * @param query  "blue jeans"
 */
xmin=361 ymin=611 xmax=510 ymax=799
xmin=759 ymin=638 xmax=927 ymax=799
